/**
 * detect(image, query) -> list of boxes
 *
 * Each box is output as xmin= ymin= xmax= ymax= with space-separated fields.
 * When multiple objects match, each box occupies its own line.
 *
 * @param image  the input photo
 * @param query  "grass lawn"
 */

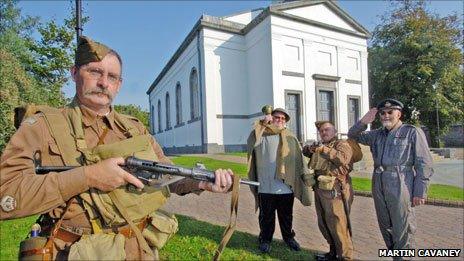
xmin=173 ymin=156 xmax=464 ymax=202
xmin=221 ymin=152 xmax=247 ymax=158
xmin=0 ymin=215 xmax=314 ymax=260
xmin=171 ymin=156 xmax=248 ymax=178
xmin=0 ymin=215 xmax=37 ymax=260
xmin=352 ymin=177 xmax=464 ymax=201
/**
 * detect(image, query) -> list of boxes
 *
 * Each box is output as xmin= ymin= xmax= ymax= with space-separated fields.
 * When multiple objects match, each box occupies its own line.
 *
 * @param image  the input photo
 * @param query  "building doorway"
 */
xmin=348 ymin=96 xmax=360 ymax=128
xmin=285 ymin=92 xmax=302 ymax=141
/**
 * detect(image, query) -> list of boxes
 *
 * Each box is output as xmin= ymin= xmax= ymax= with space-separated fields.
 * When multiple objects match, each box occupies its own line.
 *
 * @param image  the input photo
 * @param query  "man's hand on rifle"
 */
xmin=199 ymin=169 xmax=234 ymax=193
xmin=84 ymin=157 xmax=145 ymax=192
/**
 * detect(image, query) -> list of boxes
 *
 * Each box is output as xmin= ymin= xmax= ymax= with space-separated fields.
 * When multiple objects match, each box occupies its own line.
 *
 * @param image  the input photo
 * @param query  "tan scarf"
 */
xmin=253 ymin=120 xmax=290 ymax=179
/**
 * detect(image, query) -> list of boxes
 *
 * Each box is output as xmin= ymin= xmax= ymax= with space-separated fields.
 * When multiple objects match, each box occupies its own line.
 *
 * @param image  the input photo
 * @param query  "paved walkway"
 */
xmin=168 ymin=154 xmax=464 ymax=259
xmin=164 ymin=187 xmax=464 ymax=260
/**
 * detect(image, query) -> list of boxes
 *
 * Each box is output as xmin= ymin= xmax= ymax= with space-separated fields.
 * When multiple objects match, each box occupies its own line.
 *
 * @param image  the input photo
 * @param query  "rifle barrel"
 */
xmin=34 ymin=157 xmax=260 ymax=187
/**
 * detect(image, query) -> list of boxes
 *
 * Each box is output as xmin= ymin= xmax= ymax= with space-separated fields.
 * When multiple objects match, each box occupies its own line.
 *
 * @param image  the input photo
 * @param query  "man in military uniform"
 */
xmin=0 ymin=36 xmax=233 ymax=260
xmin=348 ymin=98 xmax=433 ymax=252
xmin=247 ymin=106 xmax=313 ymax=253
xmin=303 ymin=121 xmax=357 ymax=261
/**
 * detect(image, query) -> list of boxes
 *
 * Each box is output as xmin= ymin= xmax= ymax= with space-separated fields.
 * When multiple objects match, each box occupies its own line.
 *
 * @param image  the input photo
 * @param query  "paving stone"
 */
xmin=164 ymin=186 xmax=464 ymax=260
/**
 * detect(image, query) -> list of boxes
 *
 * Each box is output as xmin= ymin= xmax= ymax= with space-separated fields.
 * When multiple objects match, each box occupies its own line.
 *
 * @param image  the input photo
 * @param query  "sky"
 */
xmin=18 ymin=0 xmax=463 ymax=110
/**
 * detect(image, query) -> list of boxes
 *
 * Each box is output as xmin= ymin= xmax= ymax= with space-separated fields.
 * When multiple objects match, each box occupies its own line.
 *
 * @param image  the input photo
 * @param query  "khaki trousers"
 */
xmin=314 ymin=180 xmax=354 ymax=260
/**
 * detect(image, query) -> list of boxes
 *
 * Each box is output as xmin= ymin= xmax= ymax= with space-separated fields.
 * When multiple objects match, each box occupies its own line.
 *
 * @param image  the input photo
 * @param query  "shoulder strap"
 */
xmin=213 ymin=175 xmax=240 ymax=261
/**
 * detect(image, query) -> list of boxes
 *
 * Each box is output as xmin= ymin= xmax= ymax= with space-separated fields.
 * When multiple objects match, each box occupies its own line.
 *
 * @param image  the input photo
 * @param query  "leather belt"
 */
xmin=55 ymin=217 xmax=151 ymax=243
xmin=111 ymin=217 xmax=151 ymax=238
xmin=374 ymin=165 xmax=413 ymax=173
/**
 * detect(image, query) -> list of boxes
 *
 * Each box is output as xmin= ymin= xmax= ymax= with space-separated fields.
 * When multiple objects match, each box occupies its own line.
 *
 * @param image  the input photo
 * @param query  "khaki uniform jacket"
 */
xmin=0 ymin=105 xmax=199 ymax=226
xmin=306 ymin=138 xmax=354 ymax=182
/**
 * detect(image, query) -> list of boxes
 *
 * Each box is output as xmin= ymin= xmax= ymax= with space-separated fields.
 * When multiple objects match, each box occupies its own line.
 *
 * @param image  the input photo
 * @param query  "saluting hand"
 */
xmin=360 ymin=107 xmax=378 ymax=125
xmin=199 ymin=169 xmax=234 ymax=193
xmin=84 ymin=157 xmax=144 ymax=192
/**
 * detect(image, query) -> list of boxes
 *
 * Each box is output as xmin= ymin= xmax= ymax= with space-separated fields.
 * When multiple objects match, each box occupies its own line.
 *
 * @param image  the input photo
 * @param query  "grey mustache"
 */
xmin=85 ymin=89 xmax=111 ymax=96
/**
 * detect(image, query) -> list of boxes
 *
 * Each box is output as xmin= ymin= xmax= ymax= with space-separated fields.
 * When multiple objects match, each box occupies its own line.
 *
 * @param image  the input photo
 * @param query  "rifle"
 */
xmin=34 ymin=154 xmax=259 ymax=188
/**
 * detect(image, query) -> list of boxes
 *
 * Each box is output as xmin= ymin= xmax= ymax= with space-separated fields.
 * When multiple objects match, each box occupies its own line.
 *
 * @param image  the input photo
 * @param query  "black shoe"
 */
xmin=316 ymin=252 xmax=337 ymax=261
xmin=285 ymin=238 xmax=301 ymax=251
xmin=259 ymin=242 xmax=271 ymax=253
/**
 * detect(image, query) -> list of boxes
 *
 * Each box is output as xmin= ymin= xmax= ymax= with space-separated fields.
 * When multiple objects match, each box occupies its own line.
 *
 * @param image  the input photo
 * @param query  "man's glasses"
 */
xmin=272 ymin=115 xmax=286 ymax=121
xmin=379 ymin=110 xmax=394 ymax=116
xmin=84 ymin=67 xmax=122 ymax=85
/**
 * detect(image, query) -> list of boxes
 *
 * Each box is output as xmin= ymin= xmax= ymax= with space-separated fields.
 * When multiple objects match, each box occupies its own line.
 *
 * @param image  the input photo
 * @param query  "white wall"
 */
xmin=246 ymin=17 xmax=274 ymax=120
xmin=149 ymin=35 xmax=202 ymax=148
xmin=202 ymin=17 xmax=273 ymax=147
xmin=202 ymin=28 xmax=248 ymax=146
xmin=270 ymin=14 xmax=369 ymax=141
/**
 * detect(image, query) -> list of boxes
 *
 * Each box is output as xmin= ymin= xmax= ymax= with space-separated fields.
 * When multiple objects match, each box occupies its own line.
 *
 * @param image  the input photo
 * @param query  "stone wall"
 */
xmin=442 ymin=124 xmax=463 ymax=147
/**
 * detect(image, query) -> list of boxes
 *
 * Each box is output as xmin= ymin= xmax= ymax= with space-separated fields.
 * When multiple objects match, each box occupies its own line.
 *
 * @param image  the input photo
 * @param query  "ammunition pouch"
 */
xmin=143 ymin=209 xmax=179 ymax=249
xmin=68 ymin=233 xmax=126 ymax=260
xmin=317 ymin=175 xmax=337 ymax=191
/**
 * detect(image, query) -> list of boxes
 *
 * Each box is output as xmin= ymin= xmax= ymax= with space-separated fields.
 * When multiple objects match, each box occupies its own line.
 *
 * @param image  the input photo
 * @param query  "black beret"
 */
xmin=376 ymin=98 xmax=403 ymax=111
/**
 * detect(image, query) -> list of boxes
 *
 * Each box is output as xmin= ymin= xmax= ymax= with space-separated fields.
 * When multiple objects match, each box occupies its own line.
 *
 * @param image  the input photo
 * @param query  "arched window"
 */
xmin=165 ymin=92 xmax=171 ymax=129
xmin=157 ymin=100 xmax=162 ymax=133
xmin=190 ymin=68 xmax=200 ymax=120
xmin=175 ymin=82 xmax=182 ymax=125
xmin=150 ymin=105 xmax=155 ymax=133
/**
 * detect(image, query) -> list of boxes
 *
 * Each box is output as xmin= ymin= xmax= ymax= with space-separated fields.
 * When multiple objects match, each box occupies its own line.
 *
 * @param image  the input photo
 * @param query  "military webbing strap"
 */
xmin=67 ymin=104 xmax=88 ymax=155
xmin=65 ymin=104 xmax=155 ymax=258
xmin=213 ymin=175 xmax=240 ymax=261
xmin=108 ymin=190 xmax=154 ymax=259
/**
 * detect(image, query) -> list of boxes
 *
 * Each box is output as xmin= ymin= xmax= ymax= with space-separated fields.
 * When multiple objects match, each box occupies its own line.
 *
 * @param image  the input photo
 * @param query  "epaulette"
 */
xmin=124 ymin=114 xmax=142 ymax=123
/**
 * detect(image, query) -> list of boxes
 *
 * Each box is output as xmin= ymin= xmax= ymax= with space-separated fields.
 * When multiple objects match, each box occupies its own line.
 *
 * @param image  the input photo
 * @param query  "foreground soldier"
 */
xmin=247 ymin=106 xmax=313 ymax=253
xmin=0 ymin=36 xmax=233 ymax=260
xmin=303 ymin=121 xmax=359 ymax=261
xmin=348 ymin=99 xmax=433 ymax=252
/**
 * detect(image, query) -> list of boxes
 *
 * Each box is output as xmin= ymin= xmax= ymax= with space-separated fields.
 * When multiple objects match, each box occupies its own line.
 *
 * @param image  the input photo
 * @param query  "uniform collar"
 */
xmin=79 ymin=103 xmax=116 ymax=130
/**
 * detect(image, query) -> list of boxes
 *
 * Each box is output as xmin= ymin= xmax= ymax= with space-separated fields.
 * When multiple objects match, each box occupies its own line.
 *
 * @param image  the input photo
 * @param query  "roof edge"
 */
xmin=270 ymin=0 xmax=371 ymax=37
xmin=147 ymin=16 xmax=247 ymax=94
xmin=147 ymin=1 xmax=371 ymax=94
xmin=270 ymin=10 xmax=370 ymax=39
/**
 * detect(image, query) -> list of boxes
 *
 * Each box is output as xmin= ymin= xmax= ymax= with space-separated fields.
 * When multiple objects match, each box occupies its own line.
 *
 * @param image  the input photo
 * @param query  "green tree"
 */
xmin=0 ymin=0 xmax=82 ymax=150
xmin=114 ymin=104 xmax=150 ymax=131
xmin=369 ymin=0 xmax=463 ymax=146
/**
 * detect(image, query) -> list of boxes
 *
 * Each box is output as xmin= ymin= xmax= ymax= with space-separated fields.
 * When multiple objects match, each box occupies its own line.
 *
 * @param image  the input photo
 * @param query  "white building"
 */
xmin=147 ymin=0 xmax=370 ymax=154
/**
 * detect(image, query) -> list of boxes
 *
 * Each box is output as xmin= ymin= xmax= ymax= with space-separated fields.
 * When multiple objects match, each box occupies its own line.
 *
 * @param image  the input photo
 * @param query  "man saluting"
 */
xmin=348 ymin=98 xmax=433 ymax=251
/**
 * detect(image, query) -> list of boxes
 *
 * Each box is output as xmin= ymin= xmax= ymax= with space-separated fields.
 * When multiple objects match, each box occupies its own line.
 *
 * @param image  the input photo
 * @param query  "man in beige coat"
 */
xmin=247 ymin=107 xmax=313 ymax=253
